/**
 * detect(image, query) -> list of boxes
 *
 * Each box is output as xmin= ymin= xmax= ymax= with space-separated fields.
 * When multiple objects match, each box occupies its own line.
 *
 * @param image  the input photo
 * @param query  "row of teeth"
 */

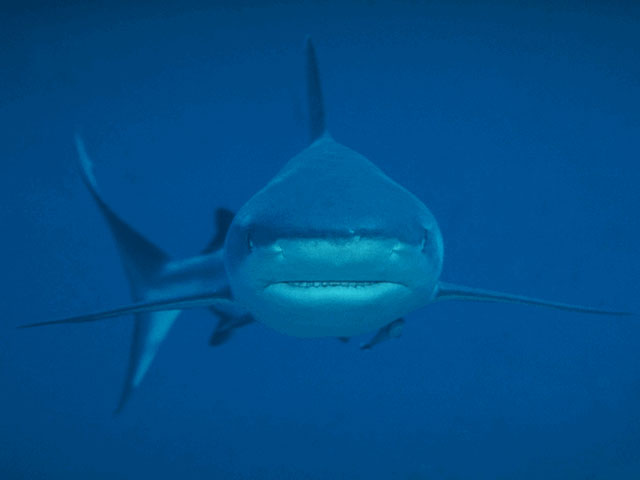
xmin=283 ymin=281 xmax=381 ymax=288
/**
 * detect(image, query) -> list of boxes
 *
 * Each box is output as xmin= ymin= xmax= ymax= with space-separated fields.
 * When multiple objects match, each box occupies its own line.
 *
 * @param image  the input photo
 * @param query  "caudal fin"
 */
xmin=435 ymin=281 xmax=633 ymax=316
xmin=114 ymin=311 xmax=178 ymax=413
xmin=75 ymin=136 xmax=169 ymax=296
xmin=74 ymin=136 xmax=180 ymax=412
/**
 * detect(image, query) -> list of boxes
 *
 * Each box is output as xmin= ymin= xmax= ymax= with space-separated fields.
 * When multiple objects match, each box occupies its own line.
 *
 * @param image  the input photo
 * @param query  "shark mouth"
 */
xmin=263 ymin=280 xmax=409 ymax=303
xmin=272 ymin=280 xmax=400 ymax=288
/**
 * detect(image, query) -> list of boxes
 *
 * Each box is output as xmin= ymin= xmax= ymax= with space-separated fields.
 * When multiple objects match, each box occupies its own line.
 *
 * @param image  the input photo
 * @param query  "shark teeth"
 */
xmin=281 ymin=281 xmax=383 ymax=288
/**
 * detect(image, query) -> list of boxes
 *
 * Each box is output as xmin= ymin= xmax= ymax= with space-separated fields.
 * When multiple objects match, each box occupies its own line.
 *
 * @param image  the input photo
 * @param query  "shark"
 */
xmin=21 ymin=38 xmax=631 ymax=412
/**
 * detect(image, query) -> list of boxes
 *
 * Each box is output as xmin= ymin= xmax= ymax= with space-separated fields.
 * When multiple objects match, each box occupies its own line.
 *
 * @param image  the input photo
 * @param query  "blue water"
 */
xmin=2 ymin=2 xmax=639 ymax=478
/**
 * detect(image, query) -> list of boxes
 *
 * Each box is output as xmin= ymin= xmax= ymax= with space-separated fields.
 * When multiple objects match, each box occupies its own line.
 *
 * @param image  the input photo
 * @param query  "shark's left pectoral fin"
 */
xmin=18 ymin=293 xmax=236 ymax=329
xmin=435 ymin=281 xmax=633 ymax=316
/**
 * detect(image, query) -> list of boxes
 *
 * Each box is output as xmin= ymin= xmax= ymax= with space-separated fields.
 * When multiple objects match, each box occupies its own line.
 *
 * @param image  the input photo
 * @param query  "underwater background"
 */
xmin=2 ymin=1 xmax=639 ymax=478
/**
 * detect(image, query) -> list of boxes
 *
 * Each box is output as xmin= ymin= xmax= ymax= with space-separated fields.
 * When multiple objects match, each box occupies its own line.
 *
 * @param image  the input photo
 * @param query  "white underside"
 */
xmin=256 ymin=280 xmax=415 ymax=337
xmin=266 ymin=280 xmax=403 ymax=302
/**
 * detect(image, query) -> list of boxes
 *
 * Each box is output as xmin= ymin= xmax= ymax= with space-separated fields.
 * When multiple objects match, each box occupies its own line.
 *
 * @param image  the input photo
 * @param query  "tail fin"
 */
xmin=74 ymin=136 xmax=180 ymax=412
xmin=75 ymin=136 xmax=169 ymax=297
xmin=114 ymin=311 xmax=178 ymax=413
xmin=435 ymin=281 xmax=633 ymax=316
xmin=305 ymin=36 xmax=327 ymax=143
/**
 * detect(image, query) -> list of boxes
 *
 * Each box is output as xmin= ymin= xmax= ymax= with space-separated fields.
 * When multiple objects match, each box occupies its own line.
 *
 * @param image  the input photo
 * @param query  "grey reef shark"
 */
xmin=21 ymin=38 xmax=632 ymax=412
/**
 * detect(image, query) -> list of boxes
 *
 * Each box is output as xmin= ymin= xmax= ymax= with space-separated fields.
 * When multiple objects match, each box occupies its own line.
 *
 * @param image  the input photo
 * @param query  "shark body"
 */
xmin=23 ymin=39 xmax=631 ymax=411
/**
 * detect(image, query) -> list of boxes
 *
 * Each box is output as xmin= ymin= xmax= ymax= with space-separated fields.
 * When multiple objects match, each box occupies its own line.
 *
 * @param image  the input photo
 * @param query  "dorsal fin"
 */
xmin=202 ymin=208 xmax=234 ymax=254
xmin=305 ymin=36 xmax=327 ymax=143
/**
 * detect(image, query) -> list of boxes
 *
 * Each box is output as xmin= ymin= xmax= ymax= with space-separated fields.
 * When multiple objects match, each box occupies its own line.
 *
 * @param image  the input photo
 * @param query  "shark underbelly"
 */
xmin=230 ymin=277 xmax=426 ymax=337
xmin=257 ymin=280 xmax=415 ymax=337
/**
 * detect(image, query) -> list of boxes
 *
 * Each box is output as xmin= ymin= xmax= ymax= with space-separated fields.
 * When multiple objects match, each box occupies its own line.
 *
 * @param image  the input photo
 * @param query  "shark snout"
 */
xmin=253 ymin=236 xmax=425 ymax=286
xmin=225 ymin=234 xmax=440 ymax=337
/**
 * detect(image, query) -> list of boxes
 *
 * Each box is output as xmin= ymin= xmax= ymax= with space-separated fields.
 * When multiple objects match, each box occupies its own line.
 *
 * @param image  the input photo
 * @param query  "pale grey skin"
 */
xmin=224 ymin=134 xmax=443 ymax=338
xmin=22 ymin=39 xmax=630 ymax=412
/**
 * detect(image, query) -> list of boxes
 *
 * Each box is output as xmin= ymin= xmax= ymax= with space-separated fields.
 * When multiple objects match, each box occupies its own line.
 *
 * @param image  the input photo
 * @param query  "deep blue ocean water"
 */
xmin=2 ymin=2 xmax=640 ymax=478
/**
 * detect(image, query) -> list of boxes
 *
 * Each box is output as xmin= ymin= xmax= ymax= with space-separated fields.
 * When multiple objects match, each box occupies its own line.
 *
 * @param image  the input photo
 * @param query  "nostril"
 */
xmin=273 ymin=243 xmax=284 ymax=257
xmin=391 ymin=241 xmax=403 ymax=255
xmin=421 ymin=230 xmax=430 ymax=252
xmin=247 ymin=233 xmax=254 ymax=252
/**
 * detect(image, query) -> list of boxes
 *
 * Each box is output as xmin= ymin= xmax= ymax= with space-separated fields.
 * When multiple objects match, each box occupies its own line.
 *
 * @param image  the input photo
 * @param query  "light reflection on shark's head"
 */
xmin=224 ymin=136 xmax=444 ymax=337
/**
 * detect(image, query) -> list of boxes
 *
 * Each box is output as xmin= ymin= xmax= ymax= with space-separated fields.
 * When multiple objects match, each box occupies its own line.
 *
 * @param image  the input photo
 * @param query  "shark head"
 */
xmin=223 ymin=39 xmax=444 ymax=338
xmin=224 ymin=135 xmax=444 ymax=337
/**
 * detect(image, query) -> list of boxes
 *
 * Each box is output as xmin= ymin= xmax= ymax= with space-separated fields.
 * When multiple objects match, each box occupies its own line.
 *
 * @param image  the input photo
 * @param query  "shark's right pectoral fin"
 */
xmin=21 ymin=289 xmax=237 ymax=413
xmin=18 ymin=293 xmax=236 ymax=329
xmin=435 ymin=281 xmax=633 ymax=316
